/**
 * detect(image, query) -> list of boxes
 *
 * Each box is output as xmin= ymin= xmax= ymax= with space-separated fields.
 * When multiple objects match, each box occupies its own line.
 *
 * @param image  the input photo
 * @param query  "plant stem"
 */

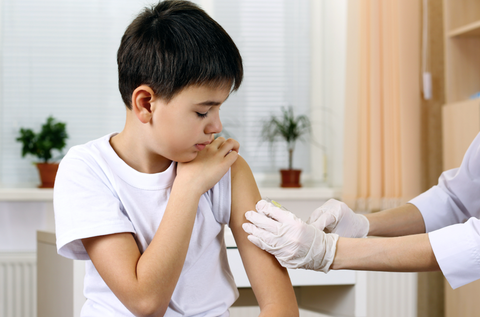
xmin=288 ymin=148 xmax=293 ymax=170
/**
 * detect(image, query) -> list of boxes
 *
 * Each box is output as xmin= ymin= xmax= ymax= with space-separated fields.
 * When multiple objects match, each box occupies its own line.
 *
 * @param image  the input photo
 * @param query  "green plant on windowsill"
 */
xmin=262 ymin=106 xmax=310 ymax=187
xmin=16 ymin=116 xmax=68 ymax=188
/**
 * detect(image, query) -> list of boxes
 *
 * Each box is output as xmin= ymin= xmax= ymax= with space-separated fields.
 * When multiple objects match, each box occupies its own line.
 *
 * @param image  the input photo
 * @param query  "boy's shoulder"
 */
xmin=58 ymin=133 xmax=119 ymax=181
xmin=230 ymin=155 xmax=251 ymax=180
xmin=63 ymin=133 xmax=115 ymax=162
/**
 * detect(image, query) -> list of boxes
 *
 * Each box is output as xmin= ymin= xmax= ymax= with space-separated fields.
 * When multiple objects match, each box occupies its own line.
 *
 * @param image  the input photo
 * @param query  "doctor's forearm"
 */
xmin=330 ymin=234 xmax=440 ymax=272
xmin=365 ymin=203 xmax=426 ymax=237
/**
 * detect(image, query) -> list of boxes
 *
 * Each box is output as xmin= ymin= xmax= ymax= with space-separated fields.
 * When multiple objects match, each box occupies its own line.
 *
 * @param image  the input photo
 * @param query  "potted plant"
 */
xmin=16 ymin=116 xmax=68 ymax=188
xmin=262 ymin=106 xmax=310 ymax=187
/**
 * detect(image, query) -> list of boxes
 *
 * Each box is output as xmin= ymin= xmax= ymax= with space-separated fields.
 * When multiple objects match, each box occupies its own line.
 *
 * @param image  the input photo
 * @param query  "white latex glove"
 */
xmin=307 ymin=199 xmax=369 ymax=238
xmin=242 ymin=199 xmax=339 ymax=273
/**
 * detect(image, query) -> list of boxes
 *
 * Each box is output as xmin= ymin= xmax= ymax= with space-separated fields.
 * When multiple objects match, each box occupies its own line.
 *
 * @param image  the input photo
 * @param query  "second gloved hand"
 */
xmin=307 ymin=199 xmax=369 ymax=238
xmin=242 ymin=200 xmax=339 ymax=273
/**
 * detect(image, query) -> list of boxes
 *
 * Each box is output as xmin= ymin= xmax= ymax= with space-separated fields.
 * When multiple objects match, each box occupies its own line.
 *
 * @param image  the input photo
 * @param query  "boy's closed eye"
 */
xmin=194 ymin=98 xmax=225 ymax=119
xmin=196 ymin=111 xmax=208 ymax=118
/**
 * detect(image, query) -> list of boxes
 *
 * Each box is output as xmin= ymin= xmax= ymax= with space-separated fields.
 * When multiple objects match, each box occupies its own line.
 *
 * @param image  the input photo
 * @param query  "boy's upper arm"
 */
xmin=54 ymin=155 xmax=135 ymax=259
xmin=229 ymin=156 xmax=298 ymax=315
xmin=81 ymin=232 xmax=143 ymax=306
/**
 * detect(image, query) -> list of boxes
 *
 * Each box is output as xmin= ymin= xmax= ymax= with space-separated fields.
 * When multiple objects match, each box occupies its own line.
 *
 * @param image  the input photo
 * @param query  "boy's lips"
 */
xmin=195 ymin=140 xmax=211 ymax=151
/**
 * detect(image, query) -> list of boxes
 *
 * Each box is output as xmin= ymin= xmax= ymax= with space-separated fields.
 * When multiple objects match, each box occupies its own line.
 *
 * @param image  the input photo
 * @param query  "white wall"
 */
xmin=0 ymin=202 xmax=52 ymax=252
xmin=310 ymin=0 xmax=347 ymax=188
xmin=0 ymin=0 xmax=3 ymax=183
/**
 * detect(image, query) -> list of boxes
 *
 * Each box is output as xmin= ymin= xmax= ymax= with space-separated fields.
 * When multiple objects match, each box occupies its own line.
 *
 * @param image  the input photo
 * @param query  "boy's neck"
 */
xmin=110 ymin=131 xmax=172 ymax=174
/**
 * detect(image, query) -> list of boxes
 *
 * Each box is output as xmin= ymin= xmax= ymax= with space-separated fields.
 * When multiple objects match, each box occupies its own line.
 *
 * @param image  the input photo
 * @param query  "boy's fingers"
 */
xmin=210 ymin=136 xmax=226 ymax=149
xmin=218 ymin=151 xmax=238 ymax=171
xmin=208 ymin=137 xmax=239 ymax=154
xmin=226 ymin=138 xmax=240 ymax=153
xmin=219 ymin=138 xmax=239 ymax=153
xmin=215 ymin=138 xmax=240 ymax=158
xmin=223 ymin=149 xmax=239 ymax=165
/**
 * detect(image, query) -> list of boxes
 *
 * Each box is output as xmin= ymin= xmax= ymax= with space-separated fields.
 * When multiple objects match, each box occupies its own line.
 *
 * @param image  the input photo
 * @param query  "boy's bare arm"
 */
xmin=82 ymin=137 xmax=239 ymax=317
xmin=230 ymin=156 xmax=299 ymax=317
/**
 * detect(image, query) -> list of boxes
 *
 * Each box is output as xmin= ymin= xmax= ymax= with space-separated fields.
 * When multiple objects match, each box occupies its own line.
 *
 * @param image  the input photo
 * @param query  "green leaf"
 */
xmin=261 ymin=106 xmax=311 ymax=169
xmin=16 ymin=116 xmax=69 ymax=163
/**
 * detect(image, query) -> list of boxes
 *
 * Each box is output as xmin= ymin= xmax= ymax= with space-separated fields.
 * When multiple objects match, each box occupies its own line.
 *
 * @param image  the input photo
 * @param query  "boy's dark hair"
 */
xmin=117 ymin=0 xmax=243 ymax=108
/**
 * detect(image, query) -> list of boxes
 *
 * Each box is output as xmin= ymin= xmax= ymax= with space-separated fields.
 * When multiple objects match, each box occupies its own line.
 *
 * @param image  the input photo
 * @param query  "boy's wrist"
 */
xmin=171 ymin=177 xmax=205 ymax=199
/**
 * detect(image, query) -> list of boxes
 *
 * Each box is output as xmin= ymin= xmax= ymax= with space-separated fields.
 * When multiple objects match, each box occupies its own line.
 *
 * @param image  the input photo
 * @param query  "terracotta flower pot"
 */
xmin=36 ymin=163 xmax=59 ymax=188
xmin=280 ymin=169 xmax=302 ymax=188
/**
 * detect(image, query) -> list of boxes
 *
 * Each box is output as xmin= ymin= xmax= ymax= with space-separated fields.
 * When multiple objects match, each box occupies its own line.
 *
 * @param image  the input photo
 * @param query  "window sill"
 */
xmin=0 ymin=188 xmax=53 ymax=202
xmin=259 ymin=186 xmax=341 ymax=200
xmin=0 ymin=186 xmax=342 ymax=202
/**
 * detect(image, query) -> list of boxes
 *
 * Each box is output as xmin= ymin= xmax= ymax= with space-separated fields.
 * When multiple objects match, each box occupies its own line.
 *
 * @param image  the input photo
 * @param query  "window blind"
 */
xmin=210 ymin=0 xmax=311 ymax=177
xmin=0 ymin=0 xmax=151 ymax=186
xmin=0 ymin=0 xmax=310 ymax=186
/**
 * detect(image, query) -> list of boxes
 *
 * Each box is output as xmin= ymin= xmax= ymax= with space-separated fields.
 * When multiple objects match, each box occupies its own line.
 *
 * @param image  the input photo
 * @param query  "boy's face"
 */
xmin=149 ymin=84 xmax=230 ymax=163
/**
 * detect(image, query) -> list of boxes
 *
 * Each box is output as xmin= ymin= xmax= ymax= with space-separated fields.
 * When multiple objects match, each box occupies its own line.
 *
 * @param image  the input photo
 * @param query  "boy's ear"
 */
xmin=131 ymin=85 xmax=156 ymax=124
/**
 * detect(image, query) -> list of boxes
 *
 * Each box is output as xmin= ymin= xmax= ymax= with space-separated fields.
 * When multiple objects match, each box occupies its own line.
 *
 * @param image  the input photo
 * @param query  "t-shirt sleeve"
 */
xmin=208 ymin=168 xmax=232 ymax=225
xmin=54 ymin=150 xmax=135 ymax=260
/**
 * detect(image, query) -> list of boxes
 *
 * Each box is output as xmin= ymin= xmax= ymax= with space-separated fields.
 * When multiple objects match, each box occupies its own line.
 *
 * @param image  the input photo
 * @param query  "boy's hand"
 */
xmin=176 ymin=137 xmax=240 ymax=195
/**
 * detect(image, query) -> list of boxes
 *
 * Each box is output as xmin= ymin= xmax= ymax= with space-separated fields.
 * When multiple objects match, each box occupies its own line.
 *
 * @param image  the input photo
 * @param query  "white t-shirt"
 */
xmin=54 ymin=133 xmax=238 ymax=316
xmin=409 ymin=132 xmax=480 ymax=289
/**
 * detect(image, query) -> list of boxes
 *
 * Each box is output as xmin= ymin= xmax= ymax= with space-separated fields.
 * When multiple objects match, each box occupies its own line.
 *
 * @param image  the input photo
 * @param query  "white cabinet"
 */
xmin=37 ymin=231 xmax=85 ymax=317
xmin=37 ymin=230 xmax=363 ymax=317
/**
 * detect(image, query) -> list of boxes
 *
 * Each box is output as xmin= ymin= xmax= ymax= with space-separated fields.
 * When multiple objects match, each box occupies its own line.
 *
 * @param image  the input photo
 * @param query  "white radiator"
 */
xmin=0 ymin=252 xmax=36 ymax=317
xmin=366 ymin=271 xmax=417 ymax=317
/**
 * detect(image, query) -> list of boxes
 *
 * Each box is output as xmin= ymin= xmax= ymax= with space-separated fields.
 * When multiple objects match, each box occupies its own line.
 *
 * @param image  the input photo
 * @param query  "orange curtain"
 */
xmin=343 ymin=0 xmax=423 ymax=212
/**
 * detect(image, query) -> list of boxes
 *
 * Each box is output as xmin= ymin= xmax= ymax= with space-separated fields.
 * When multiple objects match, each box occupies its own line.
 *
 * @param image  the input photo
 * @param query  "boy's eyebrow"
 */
xmin=196 ymin=100 xmax=223 ymax=106
xmin=196 ymin=95 xmax=230 ymax=106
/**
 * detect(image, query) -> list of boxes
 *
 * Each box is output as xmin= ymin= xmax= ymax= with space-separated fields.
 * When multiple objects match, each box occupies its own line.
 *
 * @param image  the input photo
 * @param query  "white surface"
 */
xmin=37 ymin=231 xmax=86 ymax=317
xmin=0 ymin=202 xmax=52 ymax=251
xmin=0 ymin=188 xmax=53 ymax=201
xmin=0 ymin=186 xmax=338 ymax=202
xmin=310 ymin=0 xmax=347 ymax=188
xmin=224 ymin=227 xmax=236 ymax=248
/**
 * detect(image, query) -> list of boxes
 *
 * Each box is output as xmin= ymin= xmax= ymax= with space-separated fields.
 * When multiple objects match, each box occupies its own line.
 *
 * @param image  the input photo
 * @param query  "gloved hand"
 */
xmin=242 ymin=199 xmax=339 ymax=273
xmin=307 ymin=199 xmax=369 ymax=238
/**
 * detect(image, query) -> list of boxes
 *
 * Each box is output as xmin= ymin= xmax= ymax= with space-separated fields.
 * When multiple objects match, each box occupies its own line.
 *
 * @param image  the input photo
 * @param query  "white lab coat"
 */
xmin=410 ymin=132 xmax=480 ymax=289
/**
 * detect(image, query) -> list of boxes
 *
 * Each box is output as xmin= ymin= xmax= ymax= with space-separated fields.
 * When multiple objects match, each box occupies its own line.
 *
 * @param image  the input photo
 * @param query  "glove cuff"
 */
xmin=356 ymin=214 xmax=370 ymax=238
xmin=301 ymin=228 xmax=339 ymax=273
xmin=321 ymin=233 xmax=339 ymax=272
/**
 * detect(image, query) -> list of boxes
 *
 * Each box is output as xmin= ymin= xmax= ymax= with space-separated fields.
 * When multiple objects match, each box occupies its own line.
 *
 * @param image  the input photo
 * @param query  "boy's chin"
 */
xmin=175 ymin=152 xmax=198 ymax=163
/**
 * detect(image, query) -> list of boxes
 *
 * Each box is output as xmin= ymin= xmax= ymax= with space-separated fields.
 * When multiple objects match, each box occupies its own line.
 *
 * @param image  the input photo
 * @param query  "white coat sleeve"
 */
xmin=409 ymin=132 xmax=480 ymax=289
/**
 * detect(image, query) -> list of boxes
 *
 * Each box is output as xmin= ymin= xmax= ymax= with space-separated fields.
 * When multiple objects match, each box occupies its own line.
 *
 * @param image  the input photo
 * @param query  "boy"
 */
xmin=53 ymin=1 xmax=299 ymax=316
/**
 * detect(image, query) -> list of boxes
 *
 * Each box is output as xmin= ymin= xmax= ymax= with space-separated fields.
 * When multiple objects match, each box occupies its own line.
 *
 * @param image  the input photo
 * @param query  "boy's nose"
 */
xmin=205 ymin=113 xmax=222 ymax=135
